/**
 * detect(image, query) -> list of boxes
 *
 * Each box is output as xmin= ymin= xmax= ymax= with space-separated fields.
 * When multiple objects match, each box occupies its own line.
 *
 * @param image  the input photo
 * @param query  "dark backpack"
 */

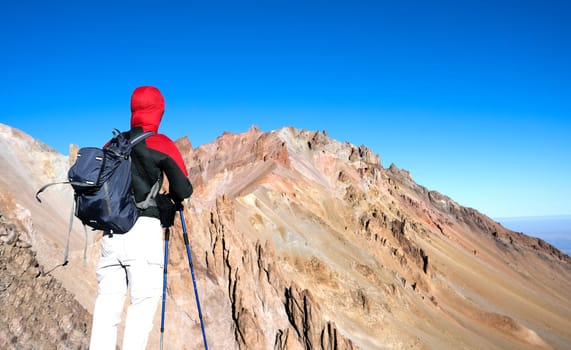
xmin=71 ymin=130 xmax=160 ymax=233
xmin=36 ymin=130 xmax=160 ymax=263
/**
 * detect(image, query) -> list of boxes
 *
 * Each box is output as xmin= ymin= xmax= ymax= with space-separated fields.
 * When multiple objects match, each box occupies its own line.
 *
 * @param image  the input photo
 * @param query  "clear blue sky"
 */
xmin=1 ymin=1 xmax=570 ymax=218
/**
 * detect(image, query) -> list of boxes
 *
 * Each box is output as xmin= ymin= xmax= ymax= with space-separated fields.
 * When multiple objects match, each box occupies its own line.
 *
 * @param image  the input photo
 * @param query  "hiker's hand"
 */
xmin=156 ymin=193 xmax=176 ymax=227
xmin=168 ymin=193 xmax=184 ymax=210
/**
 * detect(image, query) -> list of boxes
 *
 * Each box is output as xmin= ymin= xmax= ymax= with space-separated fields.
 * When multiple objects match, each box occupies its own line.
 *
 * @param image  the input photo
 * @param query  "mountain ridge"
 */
xmin=0 ymin=122 xmax=569 ymax=349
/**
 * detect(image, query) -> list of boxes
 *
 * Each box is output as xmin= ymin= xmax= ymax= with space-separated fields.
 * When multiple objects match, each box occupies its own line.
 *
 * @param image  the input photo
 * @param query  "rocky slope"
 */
xmin=0 ymin=123 xmax=570 ymax=349
xmin=0 ymin=205 xmax=91 ymax=349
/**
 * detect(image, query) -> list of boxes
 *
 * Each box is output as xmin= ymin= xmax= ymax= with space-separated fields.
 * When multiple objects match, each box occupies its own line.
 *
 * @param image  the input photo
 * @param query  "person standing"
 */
xmin=89 ymin=86 xmax=193 ymax=349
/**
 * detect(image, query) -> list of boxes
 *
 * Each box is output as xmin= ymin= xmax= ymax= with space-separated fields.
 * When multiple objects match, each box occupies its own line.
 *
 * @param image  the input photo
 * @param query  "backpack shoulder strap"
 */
xmin=129 ymin=131 xmax=155 ymax=147
xmin=136 ymin=174 xmax=163 ymax=209
xmin=128 ymin=130 xmax=159 ymax=209
xmin=105 ymin=130 xmax=154 ymax=157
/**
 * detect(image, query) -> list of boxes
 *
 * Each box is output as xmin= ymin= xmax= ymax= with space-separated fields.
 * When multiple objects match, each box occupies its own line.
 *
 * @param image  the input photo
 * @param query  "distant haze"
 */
xmin=498 ymin=215 xmax=571 ymax=255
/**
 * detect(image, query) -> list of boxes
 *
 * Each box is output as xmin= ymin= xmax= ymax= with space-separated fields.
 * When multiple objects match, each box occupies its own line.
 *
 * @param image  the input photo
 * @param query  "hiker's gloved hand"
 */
xmin=156 ymin=193 xmax=177 ymax=228
xmin=168 ymin=193 xmax=184 ymax=210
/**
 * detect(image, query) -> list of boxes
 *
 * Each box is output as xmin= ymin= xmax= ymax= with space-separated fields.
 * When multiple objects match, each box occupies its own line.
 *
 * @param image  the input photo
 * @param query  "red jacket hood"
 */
xmin=130 ymin=86 xmax=164 ymax=133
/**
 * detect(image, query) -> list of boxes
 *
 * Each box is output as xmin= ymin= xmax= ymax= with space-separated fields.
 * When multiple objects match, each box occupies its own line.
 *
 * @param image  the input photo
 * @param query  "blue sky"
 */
xmin=1 ymin=1 xmax=570 ymax=218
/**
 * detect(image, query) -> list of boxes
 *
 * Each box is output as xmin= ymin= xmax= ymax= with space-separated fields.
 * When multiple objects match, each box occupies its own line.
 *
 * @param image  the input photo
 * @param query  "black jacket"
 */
xmin=127 ymin=86 xmax=193 ymax=218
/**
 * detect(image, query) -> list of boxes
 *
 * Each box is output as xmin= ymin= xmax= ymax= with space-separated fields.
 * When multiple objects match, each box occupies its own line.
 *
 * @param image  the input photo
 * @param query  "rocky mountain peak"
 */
xmin=1 ymin=123 xmax=569 ymax=349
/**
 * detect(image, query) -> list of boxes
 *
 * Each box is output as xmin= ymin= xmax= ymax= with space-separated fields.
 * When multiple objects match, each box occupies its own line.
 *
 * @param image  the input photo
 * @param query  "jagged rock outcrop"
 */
xmin=1 ymin=123 xmax=570 ymax=350
xmin=282 ymin=285 xmax=356 ymax=350
xmin=200 ymin=195 xmax=356 ymax=349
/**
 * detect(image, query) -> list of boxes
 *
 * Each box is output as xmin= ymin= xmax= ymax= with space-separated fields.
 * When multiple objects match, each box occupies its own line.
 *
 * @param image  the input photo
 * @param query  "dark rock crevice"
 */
xmin=283 ymin=285 xmax=357 ymax=350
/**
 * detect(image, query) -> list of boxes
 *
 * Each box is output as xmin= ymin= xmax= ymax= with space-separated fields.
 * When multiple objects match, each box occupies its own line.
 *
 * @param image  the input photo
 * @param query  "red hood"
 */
xmin=130 ymin=86 xmax=165 ymax=133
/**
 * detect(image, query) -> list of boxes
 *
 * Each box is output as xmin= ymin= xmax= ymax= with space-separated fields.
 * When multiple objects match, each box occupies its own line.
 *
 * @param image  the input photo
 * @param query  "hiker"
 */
xmin=89 ymin=86 xmax=193 ymax=350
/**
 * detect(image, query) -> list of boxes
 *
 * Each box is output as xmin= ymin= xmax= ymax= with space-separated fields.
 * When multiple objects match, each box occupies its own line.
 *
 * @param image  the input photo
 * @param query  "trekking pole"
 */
xmin=160 ymin=227 xmax=170 ymax=350
xmin=179 ymin=207 xmax=209 ymax=350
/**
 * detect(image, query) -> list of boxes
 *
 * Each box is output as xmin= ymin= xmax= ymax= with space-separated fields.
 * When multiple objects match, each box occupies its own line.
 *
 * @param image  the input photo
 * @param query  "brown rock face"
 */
xmin=1 ymin=123 xmax=570 ymax=349
xmin=0 ymin=220 xmax=91 ymax=349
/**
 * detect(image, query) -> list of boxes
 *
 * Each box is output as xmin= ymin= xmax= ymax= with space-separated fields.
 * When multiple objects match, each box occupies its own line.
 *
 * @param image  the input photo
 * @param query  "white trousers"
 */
xmin=89 ymin=217 xmax=164 ymax=350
